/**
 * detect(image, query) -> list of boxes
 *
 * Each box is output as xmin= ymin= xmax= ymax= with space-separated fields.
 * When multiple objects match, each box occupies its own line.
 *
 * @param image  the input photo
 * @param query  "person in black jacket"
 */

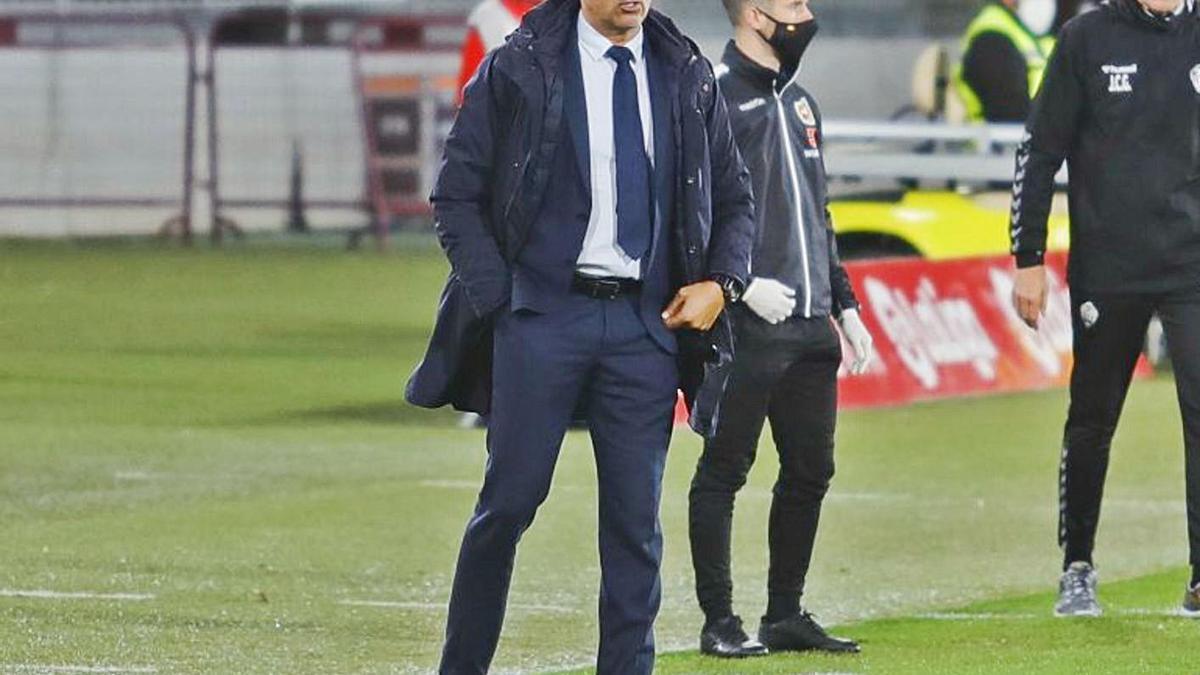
xmin=1010 ymin=0 xmax=1200 ymax=618
xmin=686 ymin=0 xmax=875 ymax=658
xmin=406 ymin=0 xmax=756 ymax=672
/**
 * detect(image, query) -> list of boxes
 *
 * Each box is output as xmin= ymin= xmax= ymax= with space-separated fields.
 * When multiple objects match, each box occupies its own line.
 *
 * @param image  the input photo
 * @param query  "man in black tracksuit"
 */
xmin=1010 ymin=0 xmax=1200 ymax=617
xmin=687 ymin=0 xmax=876 ymax=657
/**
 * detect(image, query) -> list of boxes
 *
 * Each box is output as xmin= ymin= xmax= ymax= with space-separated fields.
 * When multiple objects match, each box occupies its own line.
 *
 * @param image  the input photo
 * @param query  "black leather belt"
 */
xmin=571 ymin=274 xmax=642 ymax=300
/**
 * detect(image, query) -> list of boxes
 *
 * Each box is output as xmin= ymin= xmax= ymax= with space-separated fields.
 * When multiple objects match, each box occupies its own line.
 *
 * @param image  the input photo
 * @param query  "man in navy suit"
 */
xmin=405 ymin=0 xmax=755 ymax=672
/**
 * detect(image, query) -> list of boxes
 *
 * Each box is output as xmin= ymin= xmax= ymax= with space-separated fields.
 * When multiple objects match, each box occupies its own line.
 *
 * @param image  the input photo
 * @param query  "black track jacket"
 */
xmin=1011 ymin=0 xmax=1200 ymax=293
xmin=716 ymin=42 xmax=858 ymax=319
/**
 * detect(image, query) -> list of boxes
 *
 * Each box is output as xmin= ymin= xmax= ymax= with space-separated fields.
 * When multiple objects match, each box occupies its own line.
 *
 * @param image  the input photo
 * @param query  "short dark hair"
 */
xmin=721 ymin=0 xmax=753 ymax=26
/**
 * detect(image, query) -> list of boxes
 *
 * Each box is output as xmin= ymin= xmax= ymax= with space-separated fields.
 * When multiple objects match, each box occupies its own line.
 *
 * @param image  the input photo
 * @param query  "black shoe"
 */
xmin=699 ymin=615 xmax=769 ymax=658
xmin=758 ymin=611 xmax=860 ymax=654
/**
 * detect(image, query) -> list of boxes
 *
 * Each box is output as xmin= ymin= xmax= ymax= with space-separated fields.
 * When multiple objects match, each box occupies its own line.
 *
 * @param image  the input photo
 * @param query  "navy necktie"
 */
xmin=606 ymin=45 xmax=652 ymax=261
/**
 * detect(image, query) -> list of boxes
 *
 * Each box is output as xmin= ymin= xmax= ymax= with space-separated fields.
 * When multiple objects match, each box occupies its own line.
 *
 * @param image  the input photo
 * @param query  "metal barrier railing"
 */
xmin=0 ymin=6 xmax=466 ymax=246
xmin=823 ymin=121 xmax=1068 ymax=186
xmin=0 ymin=11 xmax=196 ymax=240
xmin=205 ymin=12 xmax=367 ymax=244
xmin=351 ymin=14 xmax=461 ymax=246
xmin=201 ymin=11 xmax=463 ymax=247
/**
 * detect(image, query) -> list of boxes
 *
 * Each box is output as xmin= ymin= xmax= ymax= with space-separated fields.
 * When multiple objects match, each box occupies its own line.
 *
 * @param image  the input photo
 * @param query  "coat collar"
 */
xmin=721 ymin=40 xmax=783 ymax=94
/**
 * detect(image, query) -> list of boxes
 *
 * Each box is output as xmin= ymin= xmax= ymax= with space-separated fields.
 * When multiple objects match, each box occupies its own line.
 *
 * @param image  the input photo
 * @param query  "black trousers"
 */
xmin=688 ymin=306 xmax=842 ymax=622
xmin=1060 ymin=286 xmax=1200 ymax=572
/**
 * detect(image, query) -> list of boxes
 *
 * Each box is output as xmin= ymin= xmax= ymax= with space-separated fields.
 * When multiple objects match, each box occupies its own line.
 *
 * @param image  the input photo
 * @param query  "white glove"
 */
xmin=742 ymin=277 xmax=796 ymax=324
xmin=839 ymin=308 xmax=875 ymax=376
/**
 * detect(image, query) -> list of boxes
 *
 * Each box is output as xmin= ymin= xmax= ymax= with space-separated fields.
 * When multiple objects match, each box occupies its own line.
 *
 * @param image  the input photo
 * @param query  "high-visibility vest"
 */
xmin=952 ymin=3 xmax=1055 ymax=122
xmin=467 ymin=0 xmax=522 ymax=51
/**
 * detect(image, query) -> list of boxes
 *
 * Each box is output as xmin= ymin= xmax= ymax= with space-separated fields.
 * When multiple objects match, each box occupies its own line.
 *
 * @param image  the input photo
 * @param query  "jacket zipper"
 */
xmin=772 ymin=90 xmax=813 ymax=318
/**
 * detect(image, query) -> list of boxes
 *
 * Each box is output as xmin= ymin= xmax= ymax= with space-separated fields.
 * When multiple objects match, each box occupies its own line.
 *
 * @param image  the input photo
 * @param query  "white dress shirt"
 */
xmin=575 ymin=13 xmax=655 ymax=280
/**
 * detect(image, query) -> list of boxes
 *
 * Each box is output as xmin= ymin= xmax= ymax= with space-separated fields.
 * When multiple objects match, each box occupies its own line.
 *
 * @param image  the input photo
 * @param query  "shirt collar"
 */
xmin=722 ymin=41 xmax=776 ymax=91
xmin=577 ymin=12 xmax=645 ymax=64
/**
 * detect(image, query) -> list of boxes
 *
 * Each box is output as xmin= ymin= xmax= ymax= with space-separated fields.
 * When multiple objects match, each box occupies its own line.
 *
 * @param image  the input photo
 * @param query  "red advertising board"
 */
xmin=834 ymin=251 xmax=1150 ymax=409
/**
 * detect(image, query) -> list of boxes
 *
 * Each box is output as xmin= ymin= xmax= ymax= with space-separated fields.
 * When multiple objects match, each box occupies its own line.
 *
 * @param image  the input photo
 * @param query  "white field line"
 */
xmin=1119 ymin=608 xmax=1198 ymax=618
xmin=416 ymin=482 xmax=1184 ymax=514
xmin=418 ymin=480 xmax=585 ymax=493
xmin=339 ymin=599 xmax=578 ymax=614
xmin=917 ymin=609 xmax=1190 ymax=621
xmin=0 ymin=589 xmax=154 ymax=601
xmin=916 ymin=612 xmax=1040 ymax=620
xmin=2 ymin=666 xmax=158 ymax=674
xmin=826 ymin=492 xmax=914 ymax=502
xmin=516 ymin=662 xmax=614 ymax=675
xmin=418 ymin=480 xmax=480 ymax=491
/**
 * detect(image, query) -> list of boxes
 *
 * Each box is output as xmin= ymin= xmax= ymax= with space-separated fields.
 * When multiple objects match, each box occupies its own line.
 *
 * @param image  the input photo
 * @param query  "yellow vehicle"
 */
xmin=829 ymin=189 xmax=1071 ymax=261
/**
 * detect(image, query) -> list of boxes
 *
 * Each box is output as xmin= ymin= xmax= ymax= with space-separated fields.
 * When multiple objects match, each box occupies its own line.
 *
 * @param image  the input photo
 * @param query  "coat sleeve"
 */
xmin=813 ymin=100 xmax=858 ymax=316
xmin=1011 ymin=23 xmax=1084 ymax=269
xmin=431 ymin=51 xmax=512 ymax=318
xmin=702 ymin=61 xmax=755 ymax=288
xmin=825 ymin=206 xmax=860 ymax=316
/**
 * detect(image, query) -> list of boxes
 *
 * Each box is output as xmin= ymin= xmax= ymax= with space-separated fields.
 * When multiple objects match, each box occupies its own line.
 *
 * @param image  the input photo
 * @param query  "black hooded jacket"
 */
xmin=1011 ymin=0 xmax=1200 ymax=293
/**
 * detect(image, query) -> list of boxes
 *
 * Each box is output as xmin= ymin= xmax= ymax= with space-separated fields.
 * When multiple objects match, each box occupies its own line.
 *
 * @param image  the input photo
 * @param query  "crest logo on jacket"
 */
xmin=1191 ymin=64 xmax=1200 ymax=94
xmin=794 ymin=98 xmax=817 ymax=126
xmin=1102 ymin=64 xmax=1137 ymax=93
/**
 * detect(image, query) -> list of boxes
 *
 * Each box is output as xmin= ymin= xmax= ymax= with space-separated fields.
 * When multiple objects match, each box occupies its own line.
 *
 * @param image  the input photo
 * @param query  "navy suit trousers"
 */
xmin=440 ymin=292 xmax=678 ymax=675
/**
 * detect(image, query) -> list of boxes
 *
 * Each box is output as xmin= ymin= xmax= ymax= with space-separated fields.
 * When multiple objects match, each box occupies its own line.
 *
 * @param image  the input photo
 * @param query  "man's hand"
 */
xmin=1012 ymin=265 xmax=1049 ymax=330
xmin=742 ymin=277 xmax=796 ymax=324
xmin=839 ymin=308 xmax=875 ymax=376
xmin=663 ymin=281 xmax=726 ymax=331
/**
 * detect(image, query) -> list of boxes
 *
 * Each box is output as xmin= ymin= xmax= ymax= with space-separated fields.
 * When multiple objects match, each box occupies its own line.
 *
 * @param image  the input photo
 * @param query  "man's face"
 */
xmin=579 ymin=0 xmax=652 ymax=35
xmin=749 ymin=0 xmax=813 ymax=30
xmin=1140 ymin=0 xmax=1182 ymax=13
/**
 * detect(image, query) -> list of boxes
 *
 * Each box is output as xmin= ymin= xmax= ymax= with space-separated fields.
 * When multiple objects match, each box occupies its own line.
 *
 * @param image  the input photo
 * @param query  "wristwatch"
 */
xmin=710 ymin=274 xmax=744 ymax=304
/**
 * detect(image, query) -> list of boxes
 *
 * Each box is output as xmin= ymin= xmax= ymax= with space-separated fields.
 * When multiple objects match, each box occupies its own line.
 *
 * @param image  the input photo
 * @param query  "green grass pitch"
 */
xmin=0 ymin=240 xmax=1196 ymax=673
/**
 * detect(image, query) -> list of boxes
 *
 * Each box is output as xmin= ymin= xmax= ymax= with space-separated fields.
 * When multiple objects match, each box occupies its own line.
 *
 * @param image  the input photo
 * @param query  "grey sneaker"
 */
xmin=1055 ymin=562 xmax=1101 ymax=617
xmin=1181 ymin=583 xmax=1200 ymax=618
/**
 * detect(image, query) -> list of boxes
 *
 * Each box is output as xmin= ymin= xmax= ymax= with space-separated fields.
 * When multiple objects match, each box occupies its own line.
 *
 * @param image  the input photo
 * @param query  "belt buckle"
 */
xmin=595 ymin=279 xmax=621 ymax=300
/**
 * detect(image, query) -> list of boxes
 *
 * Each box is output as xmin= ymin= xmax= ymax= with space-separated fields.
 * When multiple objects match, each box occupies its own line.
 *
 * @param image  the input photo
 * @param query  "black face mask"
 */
xmin=755 ymin=9 xmax=819 ymax=73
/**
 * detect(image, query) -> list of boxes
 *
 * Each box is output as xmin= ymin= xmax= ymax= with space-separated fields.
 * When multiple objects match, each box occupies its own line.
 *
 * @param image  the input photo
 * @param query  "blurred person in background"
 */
xmin=954 ymin=0 xmax=1058 ymax=122
xmin=457 ymin=0 xmax=541 ymax=103
xmin=686 ymin=0 xmax=874 ymax=659
xmin=1009 ymin=0 xmax=1200 ymax=619
xmin=407 ymin=0 xmax=755 ymax=671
